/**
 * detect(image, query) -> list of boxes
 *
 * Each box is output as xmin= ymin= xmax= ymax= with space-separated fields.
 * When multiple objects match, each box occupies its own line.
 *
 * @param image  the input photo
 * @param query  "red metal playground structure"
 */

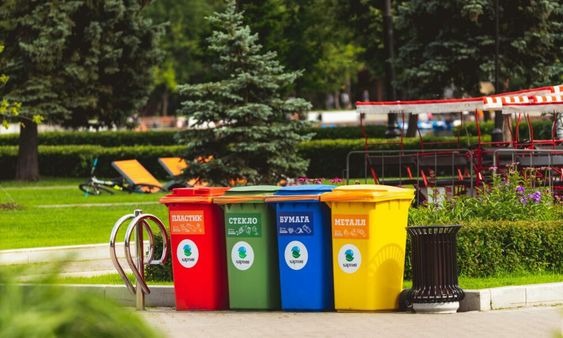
xmin=347 ymin=84 xmax=563 ymax=204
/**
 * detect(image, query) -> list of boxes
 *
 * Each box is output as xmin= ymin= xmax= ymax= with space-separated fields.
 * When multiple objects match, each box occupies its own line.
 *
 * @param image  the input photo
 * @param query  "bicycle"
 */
xmin=79 ymin=158 xmax=164 ymax=195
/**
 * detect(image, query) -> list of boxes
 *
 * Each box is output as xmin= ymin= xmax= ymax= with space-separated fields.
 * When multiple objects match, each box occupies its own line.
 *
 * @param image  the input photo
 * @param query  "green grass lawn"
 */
xmin=403 ymin=272 xmax=563 ymax=290
xmin=0 ymin=178 xmax=169 ymax=249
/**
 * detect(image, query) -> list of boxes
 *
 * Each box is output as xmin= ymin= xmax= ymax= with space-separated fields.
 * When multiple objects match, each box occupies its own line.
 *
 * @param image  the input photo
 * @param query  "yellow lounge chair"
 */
xmin=158 ymin=157 xmax=188 ymax=177
xmin=158 ymin=157 xmax=205 ymax=187
xmin=112 ymin=159 xmax=186 ymax=193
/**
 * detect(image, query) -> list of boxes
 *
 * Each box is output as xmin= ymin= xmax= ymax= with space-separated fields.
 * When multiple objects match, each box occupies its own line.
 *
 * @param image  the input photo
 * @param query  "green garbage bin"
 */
xmin=214 ymin=185 xmax=280 ymax=310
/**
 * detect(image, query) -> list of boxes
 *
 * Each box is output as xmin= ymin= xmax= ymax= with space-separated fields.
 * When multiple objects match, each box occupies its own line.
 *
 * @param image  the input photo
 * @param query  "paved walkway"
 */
xmin=142 ymin=306 xmax=562 ymax=338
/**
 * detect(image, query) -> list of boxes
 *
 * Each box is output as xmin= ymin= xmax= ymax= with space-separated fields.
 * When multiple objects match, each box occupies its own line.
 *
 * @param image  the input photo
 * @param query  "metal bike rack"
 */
xmin=110 ymin=209 xmax=170 ymax=310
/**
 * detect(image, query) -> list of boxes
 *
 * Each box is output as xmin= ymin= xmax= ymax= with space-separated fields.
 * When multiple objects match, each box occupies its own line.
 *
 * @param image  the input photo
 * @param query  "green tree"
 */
xmin=178 ymin=1 xmax=312 ymax=185
xmin=0 ymin=0 xmax=161 ymax=180
xmin=144 ymin=0 xmax=222 ymax=116
xmin=239 ymin=0 xmax=364 ymax=108
xmin=394 ymin=0 xmax=563 ymax=99
xmin=0 ymin=42 xmax=24 ymax=129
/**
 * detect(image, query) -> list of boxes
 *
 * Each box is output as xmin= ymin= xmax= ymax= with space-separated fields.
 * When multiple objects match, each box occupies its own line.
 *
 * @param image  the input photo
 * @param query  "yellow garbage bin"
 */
xmin=320 ymin=184 xmax=414 ymax=311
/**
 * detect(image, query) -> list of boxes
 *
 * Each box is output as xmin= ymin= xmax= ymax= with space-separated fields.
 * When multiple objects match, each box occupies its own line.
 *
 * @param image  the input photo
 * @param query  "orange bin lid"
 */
xmin=160 ymin=187 xmax=230 ymax=204
xmin=320 ymin=184 xmax=415 ymax=203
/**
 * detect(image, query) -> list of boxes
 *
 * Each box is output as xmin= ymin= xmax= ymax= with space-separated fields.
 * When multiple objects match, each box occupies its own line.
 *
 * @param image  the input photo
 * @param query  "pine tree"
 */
xmin=178 ymin=0 xmax=312 ymax=186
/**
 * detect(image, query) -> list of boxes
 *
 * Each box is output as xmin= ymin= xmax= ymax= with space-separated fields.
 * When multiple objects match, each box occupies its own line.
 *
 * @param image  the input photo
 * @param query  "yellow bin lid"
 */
xmin=319 ymin=184 xmax=415 ymax=203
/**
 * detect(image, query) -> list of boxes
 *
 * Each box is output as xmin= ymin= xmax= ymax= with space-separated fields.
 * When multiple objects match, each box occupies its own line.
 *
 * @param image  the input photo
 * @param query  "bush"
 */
xmin=408 ymin=164 xmax=561 ymax=224
xmin=0 ymin=130 xmax=178 ymax=146
xmin=455 ymin=119 xmax=555 ymax=140
xmin=0 ymin=264 xmax=159 ymax=337
xmin=0 ymin=145 xmax=185 ymax=179
xmin=404 ymin=220 xmax=563 ymax=279
xmin=310 ymin=125 xmax=388 ymax=139
xmin=144 ymin=234 xmax=172 ymax=282
xmin=0 ymin=136 xmax=486 ymax=179
xmin=405 ymin=165 xmax=563 ymax=278
xmin=0 ymin=126 xmax=386 ymax=147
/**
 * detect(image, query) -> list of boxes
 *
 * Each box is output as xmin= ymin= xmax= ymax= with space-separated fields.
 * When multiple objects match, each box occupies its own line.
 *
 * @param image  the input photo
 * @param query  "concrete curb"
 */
xmin=20 ymin=284 xmax=175 ymax=308
xmin=460 ymin=282 xmax=563 ymax=311
xmin=37 ymin=282 xmax=563 ymax=311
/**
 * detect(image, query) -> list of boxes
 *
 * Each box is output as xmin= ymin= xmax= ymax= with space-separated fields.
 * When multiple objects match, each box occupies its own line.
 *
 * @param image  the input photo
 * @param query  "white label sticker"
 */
xmin=231 ymin=241 xmax=254 ymax=271
xmin=338 ymin=244 xmax=361 ymax=274
xmin=284 ymin=240 xmax=308 ymax=270
xmin=177 ymin=239 xmax=199 ymax=268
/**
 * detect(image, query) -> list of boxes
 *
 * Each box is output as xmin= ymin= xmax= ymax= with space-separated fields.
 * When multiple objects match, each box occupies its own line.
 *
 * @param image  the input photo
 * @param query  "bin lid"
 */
xmin=319 ymin=184 xmax=414 ymax=203
xmin=160 ymin=187 xmax=230 ymax=204
xmin=265 ymin=184 xmax=335 ymax=202
xmin=214 ymin=185 xmax=280 ymax=204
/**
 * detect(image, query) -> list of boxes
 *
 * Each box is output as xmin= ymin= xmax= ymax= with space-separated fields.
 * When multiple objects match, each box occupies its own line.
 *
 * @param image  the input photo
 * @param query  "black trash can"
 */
xmin=406 ymin=225 xmax=464 ymax=313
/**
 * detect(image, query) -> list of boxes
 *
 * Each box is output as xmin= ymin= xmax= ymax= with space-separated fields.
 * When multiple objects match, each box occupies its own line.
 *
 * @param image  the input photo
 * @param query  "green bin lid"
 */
xmin=225 ymin=185 xmax=280 ymax=195
xmin=215 ymin=185 xmax=280 ymax=204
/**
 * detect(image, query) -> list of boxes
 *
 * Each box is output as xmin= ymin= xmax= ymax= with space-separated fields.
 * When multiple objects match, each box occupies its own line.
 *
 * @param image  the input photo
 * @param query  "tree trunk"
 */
xmin=15 ymin=119 xmax=39 ymax=181
xmin=406 ymin=113 xmax=419 ymax=137
xmin=161 ymin=89 xmax=169 ymax=116
xmin=334 ymin=91 xmax=341 ymax=109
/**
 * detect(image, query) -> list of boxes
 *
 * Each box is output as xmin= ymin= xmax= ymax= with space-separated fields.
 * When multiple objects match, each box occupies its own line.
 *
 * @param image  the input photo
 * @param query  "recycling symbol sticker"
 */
xmin=177 ymin=239 xmax=199 ymax=268
xmin=231 ymin=241 xmax=254 ymax=271
xmin=284 ymin=240 xmax=308 ymax=270
xmin=338 ymin=244 xmax=361 ymax=273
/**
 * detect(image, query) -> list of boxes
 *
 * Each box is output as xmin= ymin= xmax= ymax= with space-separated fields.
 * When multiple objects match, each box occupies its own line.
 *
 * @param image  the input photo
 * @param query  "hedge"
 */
xmin=0 ymin=145 xmax=185 ymax=179
xmin=404 ymin=220 xmax=563 ymax=279
xmin=310 ymin=125 xmax=388 ymax=139
xmin=0 ymin=136 xmax=486 ymax=180
xmin=0 ymin=119 xmax=555 ymax=147
xmin=454 ymin=119 xmax=555 ymax=140
xmin=0 ymin=131 xmax=179 ymax=146
xmin=0 ymin=126 xmax=390 ymax=146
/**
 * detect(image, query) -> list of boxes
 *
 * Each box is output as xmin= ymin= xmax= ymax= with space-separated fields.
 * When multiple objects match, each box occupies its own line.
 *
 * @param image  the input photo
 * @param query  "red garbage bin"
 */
xmin=160 ymin=187 xmax=230 ymax=310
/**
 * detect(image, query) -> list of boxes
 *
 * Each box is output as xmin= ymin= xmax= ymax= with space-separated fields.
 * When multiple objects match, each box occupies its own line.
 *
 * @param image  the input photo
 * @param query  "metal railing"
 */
xmin=492 ymin=148 xmax=563 ymax=195
xmin=346 ymin=149 xmax=475 ymax=204
xmin=110 ymin=209 xmax=170 ymax=310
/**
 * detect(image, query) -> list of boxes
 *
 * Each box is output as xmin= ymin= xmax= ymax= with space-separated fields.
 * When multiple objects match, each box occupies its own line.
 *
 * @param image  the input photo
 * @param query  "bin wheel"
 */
xmin=398 ymin=289 xmax=412 ymax=312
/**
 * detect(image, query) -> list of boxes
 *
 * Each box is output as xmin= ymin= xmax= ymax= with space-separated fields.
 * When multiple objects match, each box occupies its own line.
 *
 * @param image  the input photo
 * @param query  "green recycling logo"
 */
xmin=345 ymin=249 xmax=354 ymax=262
xmin=238 ymin=246 xmax=247 ymax=259
xmin=338 ymin=244 xmax=361 ymax=274
xmin=291 ymin=246 xmax=301 ymax=258
xmin=232 ymin=241 xmax=254 ymax=271
xmin=183 ymin=244 xmax=192 ymax=257
xmin=285 ymin=241 xmax=308 ymax=271
xmin=177 ymin=239 xmax=198 ymax=269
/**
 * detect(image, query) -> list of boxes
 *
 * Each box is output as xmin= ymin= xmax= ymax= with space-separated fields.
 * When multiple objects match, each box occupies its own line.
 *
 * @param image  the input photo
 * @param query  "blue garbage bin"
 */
xmin=266 ymin=184 xmax=335 ymax=311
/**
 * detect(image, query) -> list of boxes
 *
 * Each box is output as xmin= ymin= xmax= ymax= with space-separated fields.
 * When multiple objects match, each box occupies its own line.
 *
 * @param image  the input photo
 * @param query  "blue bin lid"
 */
xmin=275 ymin=184 xmax=335 ymax=196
